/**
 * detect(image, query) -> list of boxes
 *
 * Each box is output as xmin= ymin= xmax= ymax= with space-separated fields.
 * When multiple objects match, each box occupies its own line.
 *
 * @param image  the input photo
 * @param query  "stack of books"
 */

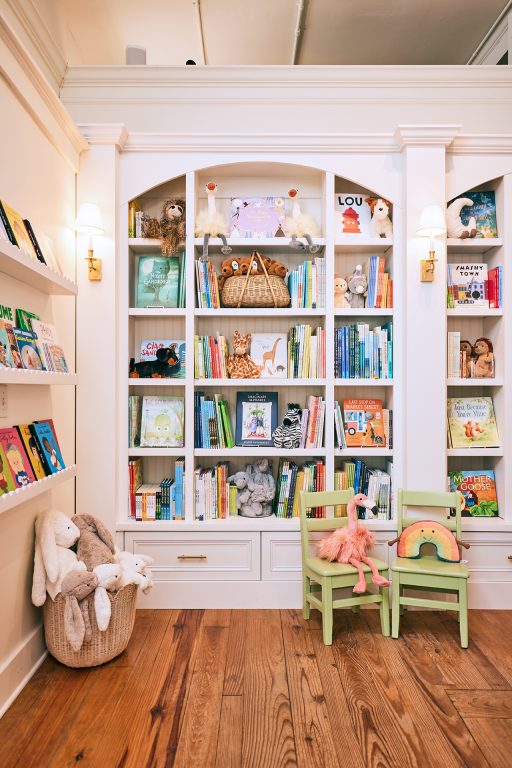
xmin=447 ymin=263 xmax=502 ymax=309
xmin=128 ymin=457 xmax=185 ymax=520
xmin=194 ymin=463 xmax=235 ymax=520
xmin=194 ymin=392 xmax=234 ymax=449
xmin=288 ymin=325 xmax=326 ymax=378
xmin=274 ymin=459 xmax=325 ymax=518
xmin=335 ymin=398 xmax=392 ymax=450
xmin=364 ymin=256 xmax=392 ymax=309
xmin=0 ymin=312 xmax=69 ymax=373
xmin=0 ymin=419 xmax=66 ymax=494
xmin=287 ymin=257 xmax=326 ymax=309
xmin=194 ymin=334 xmax=229 ymax=379
xmin=300 ymin=395 xmax=326 ymax=449
xmin=334 ymin=460 xmax=392 ymax=520
xmin=334 ymin=322 xmax=392 ymax=379
xmin=195 ymin=259 xmax=220 ymax=308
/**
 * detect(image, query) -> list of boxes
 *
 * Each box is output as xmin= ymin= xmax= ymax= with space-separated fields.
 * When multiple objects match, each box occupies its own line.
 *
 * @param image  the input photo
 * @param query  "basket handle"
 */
xmin=236 ymin=251 xmax=279 ymax=308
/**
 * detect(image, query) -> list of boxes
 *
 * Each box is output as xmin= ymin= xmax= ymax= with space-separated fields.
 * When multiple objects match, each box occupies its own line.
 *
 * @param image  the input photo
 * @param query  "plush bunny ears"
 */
xmin=74 ymin=513 xmax=116 ymax=554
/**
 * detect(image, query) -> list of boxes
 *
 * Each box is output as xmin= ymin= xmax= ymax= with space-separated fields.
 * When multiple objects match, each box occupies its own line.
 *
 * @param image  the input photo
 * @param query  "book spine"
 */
xmin=23 ymin=220 xmax=46 ymax=263
xmin=0 ymin=202 xmax=16 ymax=245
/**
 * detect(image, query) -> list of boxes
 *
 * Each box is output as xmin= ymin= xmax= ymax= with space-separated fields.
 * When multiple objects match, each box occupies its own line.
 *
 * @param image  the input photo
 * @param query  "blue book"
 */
xmin=32 ymin=421 xmax=65 ymax=474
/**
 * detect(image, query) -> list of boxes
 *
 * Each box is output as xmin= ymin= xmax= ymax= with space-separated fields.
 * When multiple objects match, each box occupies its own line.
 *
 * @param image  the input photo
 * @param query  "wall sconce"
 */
xmin=74 ymin=203 xmax=104 ymax=281
xmin=416 ymin=205 xmax=446 ymax=282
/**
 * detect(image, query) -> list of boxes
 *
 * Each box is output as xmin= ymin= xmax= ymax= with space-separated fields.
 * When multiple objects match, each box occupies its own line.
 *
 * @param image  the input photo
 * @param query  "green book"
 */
xmin=136 ymin=255 xmax=180 ymax=308
xmin=220 ymin=400 xmax=234 ymax=448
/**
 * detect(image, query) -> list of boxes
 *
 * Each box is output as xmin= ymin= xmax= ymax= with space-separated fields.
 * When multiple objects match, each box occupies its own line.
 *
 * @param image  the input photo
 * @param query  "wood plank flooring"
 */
xmin=1 ymin=609 xmax=512 ymax=768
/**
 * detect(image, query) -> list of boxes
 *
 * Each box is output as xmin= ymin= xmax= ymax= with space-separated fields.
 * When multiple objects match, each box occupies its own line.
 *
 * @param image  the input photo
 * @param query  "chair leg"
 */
xmin=379 ymin=572 xmax=390 ymax=637
xmin=303 ymin=574 xmax=311 ymax=620
xmin=322 ymin=578 xmax=333 ymax=645
xmin=399 ymin=584 xmax=406 ymax=616
xmin=352 ymin=605 xmax=360 ymax=614
xmin=459 ymin=580 xmax=469 ymax=649
xmin=391 ymin=573 xmax=400 ymax=639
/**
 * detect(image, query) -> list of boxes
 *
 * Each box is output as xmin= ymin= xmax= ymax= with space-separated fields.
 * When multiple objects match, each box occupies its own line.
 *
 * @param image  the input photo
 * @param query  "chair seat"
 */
xmin=306 ymin=556 xmax=388 ymax=578
xmin=391 ymin=555 xmax=469 ymax=579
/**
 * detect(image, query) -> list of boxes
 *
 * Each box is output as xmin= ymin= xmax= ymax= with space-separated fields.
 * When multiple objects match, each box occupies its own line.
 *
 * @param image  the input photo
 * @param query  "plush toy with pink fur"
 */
xmin=317 ymin=493 xmax=390 ymax=593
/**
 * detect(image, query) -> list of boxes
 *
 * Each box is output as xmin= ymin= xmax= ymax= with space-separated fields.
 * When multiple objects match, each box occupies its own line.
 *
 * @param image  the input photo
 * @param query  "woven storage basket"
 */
xmin=43 ymin=584 xmax=137 ymax=668
xmin=221 ymin=252 xmax=290 ymax=308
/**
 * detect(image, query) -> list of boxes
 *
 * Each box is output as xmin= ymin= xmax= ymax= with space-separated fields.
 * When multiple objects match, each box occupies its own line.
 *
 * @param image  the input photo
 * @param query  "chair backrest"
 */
xmin=397 ymin=489 xmax=462 ymax=541
xmin=299 ymin=488 xmax=355 ymax=564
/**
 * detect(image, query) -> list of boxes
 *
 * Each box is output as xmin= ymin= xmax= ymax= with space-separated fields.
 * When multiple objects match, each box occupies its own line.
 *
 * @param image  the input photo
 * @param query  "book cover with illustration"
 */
xmin=235 ymin=391 xmax=278 ymax=447
xmin=250 ymin=333 xmax=287 ymax=378
xmin=447 ymin=397 xmax=500 ymax=448
xmin=140 ymin=339 xmax=186 ymax=378
xmin=449 ymin=191 xmax=497 ymax=238
xmin=140 ymin=396 xmax=184 ymax=447
xmin=136 ymin=255 xmax=181 ymax=308
xmin=0 ymin=427 xmax=36 ymax=487
xmin=0 ymin=443 xmax=16 ymax=495
xmin=449 ymin=263 xmax=488 ymax=307
xmin=0 ymin=200 xmax=37 ymax=259
xmin=335 ymin=193 xmax=373 ymax=237
xmin=13 ymin=328 xmax=45 ymax=370
xmin=342 ymin=398 xmax=386 ymax=448
xmin=16 ymin=424 xmax=47 ymax=480
xmin=31 ymin=320 xmax=69 ymax=373
xmin=0 ymin=320 xmax=17 ymax=368
xmin=229 ymin=197 xmax=285 ymax=238
xmin=32 ymin=421 xmax=65 ymax=473
xmin=448 ymin=470 xmax=499 ymax=517
xmin=15 ymin=308 xmax=41 ymax=332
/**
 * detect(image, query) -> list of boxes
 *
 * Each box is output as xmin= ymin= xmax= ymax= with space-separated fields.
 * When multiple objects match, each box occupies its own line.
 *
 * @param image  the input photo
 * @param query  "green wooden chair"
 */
xmin=300 ymin=488 xmax=390 ymax=645
xmin=390 ymin=489 xmax=469 ymax=648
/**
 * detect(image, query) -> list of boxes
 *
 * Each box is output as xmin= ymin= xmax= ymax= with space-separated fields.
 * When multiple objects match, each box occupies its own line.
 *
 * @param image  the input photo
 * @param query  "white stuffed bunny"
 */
xmin=93 ymin=563 xmax=122 ymax=631
xmin=32 ymin=510 xmax=86 ymax=606
xmin=115 ymin=549 xmax=154 ymax=594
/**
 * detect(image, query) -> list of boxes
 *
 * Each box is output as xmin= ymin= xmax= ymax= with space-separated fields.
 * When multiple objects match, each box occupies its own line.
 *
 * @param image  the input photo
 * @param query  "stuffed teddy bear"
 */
xmin=93 ymin=563 xmax=123 ymax=631
xmin=61 ymin=570 xmax=99 ymax=651
xmin=160 ymin=199 xmax=186 ymax=255
xmin=334 ymin=274 xmax=350 ymax=308
xmin=473 ymin=337 xmax=494 ymax=378
xmin=460 ymin=339 xmax=474 ymax=378
xmin=32 ymin=510 xmax=87 ymax=606
xmin=273 ymin=404 xmax=303 ymax=449
xmin=346 ymin=265 xmax=368 ymax=309
xmin=74 ymin=513 xmax=116 ymax=570
xmin=267 ymin=259 xmax=288 ymax=278
xmin=446 ymin=198 xmax=477 ymax=239
xmin=226 ymin=331 xmax=261 ymax=379
xmin=228 ymin=463 xmax=274 ymax=517
xmin=365 ymin=197 xmax=393 ymax=238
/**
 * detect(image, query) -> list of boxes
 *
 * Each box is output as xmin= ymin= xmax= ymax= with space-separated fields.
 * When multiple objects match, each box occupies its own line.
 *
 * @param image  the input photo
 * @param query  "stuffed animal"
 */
xmin=227 ymin=471 xmax=252 ymax=514
xmin=74 ymin=513 xmax=116 ymax=570
xmin=267 ymin=259 xmax=288 ymax=278
xmin=115 ymin=549 xmax=154 ymax=594
xmin=228 ymin=461 xmax=275 ymax=517
xmin=346 ymin=265 xmax=368 ymax=308
xmin=365 ymin=197 xmax=393 ymax=238
xmin=283 ymin=188 xmax=321 ymax=253
xmin=93 ymin=563 xmax=122 ymax=631
xmin=32 ymin=510 xmax=87 ymax=606
xmin=317 ymin=493 xmax=390 ymax=594
xmin=273 ymin=404 xmax=303 ymax=449
xmin=129 ymin=345 xmax=181 ymax=378
xmin=388 ymin=520 xmax=469 ymax=563
xmin=334 ymin=274 xmax=350 ymax=308
xmin=61 ymin=570 xmax=99 ymax=651
xmin=195 ymin=182 xmax=232 ymax=260
xmin=226 ymin=331 xmax=260 ymax=379
xmin=460 ymin=339 xmax=475 ymax=378
xmin=472 ymin=337 xmax=494 ymax=378
xmin=160 ymin=199 xmax=186 ymax=255
xmin=446 ymin=198 xmax=477 ymax=239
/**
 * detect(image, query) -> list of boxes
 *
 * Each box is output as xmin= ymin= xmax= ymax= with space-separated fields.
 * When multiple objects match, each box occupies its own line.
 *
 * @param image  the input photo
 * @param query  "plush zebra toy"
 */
xmin=273 ymin=403 xmax=303 ymax=449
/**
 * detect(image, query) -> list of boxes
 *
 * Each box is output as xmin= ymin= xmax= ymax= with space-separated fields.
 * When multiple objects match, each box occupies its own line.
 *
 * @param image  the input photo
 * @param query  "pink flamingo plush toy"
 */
xmin=317 ymin=493 xmax=391 ymax=594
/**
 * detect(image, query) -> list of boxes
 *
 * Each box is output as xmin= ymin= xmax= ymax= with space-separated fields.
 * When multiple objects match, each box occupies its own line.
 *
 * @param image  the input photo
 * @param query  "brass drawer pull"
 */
xmin=177 ymin=554 xmax=207 ymax=560
xmin=508 ymin=555 xmax=512 ymax=561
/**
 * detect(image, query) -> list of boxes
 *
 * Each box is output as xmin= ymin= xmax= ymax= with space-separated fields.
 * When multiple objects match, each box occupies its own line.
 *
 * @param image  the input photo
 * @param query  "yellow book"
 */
xmin=334 ymin=470 xmax=347 ymax=517
xmin=292 ymin=471 xmax=305 ymax=517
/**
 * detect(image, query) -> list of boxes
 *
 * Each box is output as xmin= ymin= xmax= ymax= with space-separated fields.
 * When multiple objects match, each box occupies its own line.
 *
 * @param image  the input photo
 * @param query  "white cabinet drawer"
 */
xmin=465 ymin=541 xmax=512 ymax=581
xmin=124 ymin=532 xmax=260 ymax=581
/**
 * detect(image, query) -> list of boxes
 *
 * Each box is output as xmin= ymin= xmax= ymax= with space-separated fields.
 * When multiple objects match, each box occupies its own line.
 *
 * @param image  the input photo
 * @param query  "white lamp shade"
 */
xmin=417 ymin=204 xmax=446 ymax=237
xmin=74 ymin=203 xmax=104 ymax=235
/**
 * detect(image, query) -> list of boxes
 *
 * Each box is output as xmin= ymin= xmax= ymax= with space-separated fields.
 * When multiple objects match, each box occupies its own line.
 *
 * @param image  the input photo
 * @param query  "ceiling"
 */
xmin=37 ymin=0 xmax=508 ymax=66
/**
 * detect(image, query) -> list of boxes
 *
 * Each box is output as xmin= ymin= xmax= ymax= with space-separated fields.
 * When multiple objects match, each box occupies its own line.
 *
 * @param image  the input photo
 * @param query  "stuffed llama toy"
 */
xmin=195 ymin=181 xmax=232 ymax=260
xmin=283 ymin=188 xmax=321 ymax=253
xmin=74 ymin=513 xmax=116 ymax=570
xmin=447 ymin=198 xmax=477 ymax=239
xmin=93 ymin=563 xmax=123 ymax=631
xmin=32 ymin=510 xmax=87 ymax=606
xmin=61 ymin=570 xmax=99 ymax=651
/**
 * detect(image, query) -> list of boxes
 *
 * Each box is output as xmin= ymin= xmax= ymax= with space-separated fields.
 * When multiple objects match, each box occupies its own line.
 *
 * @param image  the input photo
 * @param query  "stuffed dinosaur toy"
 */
xmin=32 ymin=510 xmax=87 ymax=606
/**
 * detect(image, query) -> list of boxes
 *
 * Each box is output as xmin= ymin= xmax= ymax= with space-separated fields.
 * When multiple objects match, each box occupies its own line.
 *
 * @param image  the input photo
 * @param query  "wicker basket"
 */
xmin=43 ymin=584 xmax=137 ymax=668
xmin=221 ymin=252 xmax=290 ymax=308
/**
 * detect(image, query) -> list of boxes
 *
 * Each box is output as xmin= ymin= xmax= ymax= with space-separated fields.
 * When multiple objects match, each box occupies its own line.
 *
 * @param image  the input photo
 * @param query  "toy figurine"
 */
xmin=129 ymin=345 xmax=181 ymax=378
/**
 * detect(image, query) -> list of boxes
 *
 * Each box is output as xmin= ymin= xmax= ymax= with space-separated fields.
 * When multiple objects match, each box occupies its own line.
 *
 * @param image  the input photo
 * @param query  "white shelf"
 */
xmin=195 ymin=378 xmax=326 ymax=387
xmin=194 ymin=447 xmax=326 ymax=457
xmin=116 ymin=516 xmax=396 ymax=533
xmin=128 ymin=238 xmax=185 ymax=253
xmin=334 ymin=308 xmax=393 ymax=317
xmin=335 ymin=448 xmax=394 ymax=457
xmin=129 ymin=308 xmax=186 ymax=317
xmin=128 ymin=378 xmax=185 ymax=387
xmin=447 ymin=308 xmax=503 ymax=317
xmin=194 ymin=236 xmax=325 ymax=253
xmin=195 ymin=308 xmax=325 ymax=317
xmin=0 ymin=465 xmax=77 ymax=515
xmin=447 ymin=447 xmax=503 ymax=457
xmin=447 ymin=238 xmax=502 ymax=253
xmin=0 ymin=240 xmax=77 ymax=295
xmin=128 ymin=448 xmax=185 ymax=456
xmin=447 ymin=377 xmax=503 ymax=387
xmin=334 ymin=378 xmax=393 ymax=387
xmin=335 ymin=237 xmax=393 ymax=253
xmin=0 ymin=370 xmax=77 ymax=385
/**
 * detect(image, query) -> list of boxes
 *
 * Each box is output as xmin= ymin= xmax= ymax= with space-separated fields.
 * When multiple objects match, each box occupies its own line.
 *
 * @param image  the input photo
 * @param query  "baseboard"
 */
xmin=0 ymin=624 xmax=47 ymax=719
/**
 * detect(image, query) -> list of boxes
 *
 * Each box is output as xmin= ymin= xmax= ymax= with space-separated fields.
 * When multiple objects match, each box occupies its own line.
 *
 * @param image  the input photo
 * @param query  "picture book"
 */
xmin=15 ymin=308 xmax=40 ymax=333
xmin=13 ymin=328 xmax=45 ymax=370
xmin=230 ymin=196 xmax=285 ymax=238
xmin=448 ymin=470 xmax=498 ymax=517
xmin=22 ymin=220 xmax=46 ymax=264
xmin=250 ymin=333 xmax=287 ymax=378
xmin=0 ymin=200 xmax=37 ymax=259
xmin=448 ymin=263 xmax=488 ymax=307
xmin=0 ymin=443 xmax=16 ymax=495
xmin=447 ymin=397 xmax=500 ymax=448
xmin=235 ymin=391 xmax=278 ymax=447
xmin=335 ymin=193 xmax=372 ymax=237
xmin=31 ymin=320 xmax=69 ymax=373
xmin=136 ymin=255 xmax=181 ymax=308
xmin=32 ymin=421 xmax=66 ymax=473
xmin=0 ymin=427 xmax=36 ymax=486
xmin=140 ymin=339 xmax=186 ymax=378
xmin=34 ymin=418 xmax=63 ymax=470
xmin=342 ymin=398 xmax=386 ymax=448
xmin=0 ymin=320 xmax=17 ymax=368
xmin=448 ymin=191 xmax=497 ymax=238
xmin=140 ymin=396 xmax=184 ymax=447
xmin=16 ymin=424 xmax=47 ymax=480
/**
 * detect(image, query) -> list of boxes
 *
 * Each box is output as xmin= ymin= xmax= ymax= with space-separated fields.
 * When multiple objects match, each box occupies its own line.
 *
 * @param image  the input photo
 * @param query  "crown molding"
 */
xmin=449 ymin=134 xmax=512 ymax=154
xmin=78 ymin=123 xmax=129 ymax=149
xmin=395 ymin=125 xmax=461 ymax=149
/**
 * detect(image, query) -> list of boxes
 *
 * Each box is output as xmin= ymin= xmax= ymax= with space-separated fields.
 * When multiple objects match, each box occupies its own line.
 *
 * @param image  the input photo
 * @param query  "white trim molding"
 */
xmin=79 ymin=122 xmax=129 ymax=149
xmin=395 ymin=124 xmax=461 ymax=149
xmin=0 ymin=623 xmax=46 ymax=718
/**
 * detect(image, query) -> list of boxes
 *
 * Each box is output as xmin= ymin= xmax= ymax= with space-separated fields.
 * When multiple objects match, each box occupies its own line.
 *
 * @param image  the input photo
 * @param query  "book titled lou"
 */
xmin=0 ymin=427 xmax=36 ymax=487
xmin=250 ymin=333 xmax=287 ymax=378
xmin=335 ymin=193 xmax=373 ymax=237
xmin=140 ymin=396 xmax=184 ymax=447
xmin=32 ymin=421 xmax=66 ymax=473
xmin=447 ymin=397 xmax=500 ymax=448
xmin=136 ymin=254 xmax=181 ymax=308
xmin=448 ymin=470 xmax=499 ymax=517
xmin=342 ymin=399 xmax=386 ymax=448
xmin=235 ymin=391 xmax=278 ymax=447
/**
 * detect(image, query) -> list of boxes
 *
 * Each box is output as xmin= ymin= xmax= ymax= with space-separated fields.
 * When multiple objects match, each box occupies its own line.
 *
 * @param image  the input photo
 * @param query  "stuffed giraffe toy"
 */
xmin=227 ymin=331 xmax=260 ymax=379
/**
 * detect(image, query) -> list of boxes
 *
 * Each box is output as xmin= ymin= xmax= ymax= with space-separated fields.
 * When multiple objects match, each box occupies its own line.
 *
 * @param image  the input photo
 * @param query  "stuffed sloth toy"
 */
xmin=32 ymin=510 xmax=87 ymax=606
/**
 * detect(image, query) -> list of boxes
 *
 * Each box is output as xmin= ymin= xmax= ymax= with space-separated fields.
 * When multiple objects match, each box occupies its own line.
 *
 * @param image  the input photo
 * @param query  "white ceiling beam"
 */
xmin=467 ymin=0 xmax=512 ymax=64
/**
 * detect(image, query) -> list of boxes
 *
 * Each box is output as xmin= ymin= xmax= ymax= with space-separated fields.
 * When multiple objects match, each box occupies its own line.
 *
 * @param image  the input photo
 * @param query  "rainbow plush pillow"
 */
xmin=397 ymin=521 xmax=460 ymax=563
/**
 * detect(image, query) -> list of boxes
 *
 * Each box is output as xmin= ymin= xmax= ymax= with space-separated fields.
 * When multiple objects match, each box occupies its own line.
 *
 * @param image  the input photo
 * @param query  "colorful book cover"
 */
xmin=448 ymin=470 xmax=498 ymax=517
xmin=335 ymin=193 xmax=372 ymax=237
xmin=140 ymin=396 xmax=184 ymax=447
xmin=13 ymin=328 xmax=45 ymax=370
xmin=0 ymin=200 xmax=37 ymax=258
xmin=16 ymin=424 xmax=47 ymax=480
xmin=448 ymin=191 xmax=497 ymax=238
xmin=140 ymin=339 xmax=186 ymax=378
xmin=31 ymin=320 xmax=69 ymax=373
xmin=235 ymin=391 xmax=278 ymax=447
xmin=15 ymin=308 xmax=41 ymax=333
xmin=23 ymin=220 xmax=46 ymax=264
xmin=0 ymin=320 xmax=17 ymax=368
xmin=0 ymin=443 xmax=16 ymax=494
xmin=447 ymin=397 xmax=500 ymax=448
xmin=250 ymin=333 xmax=287 ymax=378
xmin=342 ymin=398 xmax=386 ymax=448
xmin=32 ymin=421 xmax=66 ymax=473
xmin=449 ymin=263 xmax=488 ymax=307
xmin=136 ymin=255 xmax=180 ymax=308
xmin=229 ymin=196 xmax=285 ymax=238
xmin=0 ymin=427 xmax=36 ymax=486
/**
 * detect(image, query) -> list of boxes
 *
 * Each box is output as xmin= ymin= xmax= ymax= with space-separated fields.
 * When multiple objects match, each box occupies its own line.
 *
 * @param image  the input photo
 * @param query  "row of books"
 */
xmin=274 ymin=459 xmax=326 ymax=518
xmin=0 ymin=310 xmax=68 ymax=373
xmin=0 ymin=199 xmax=63 ymax=274
xmin=295 ymin=396 xmax=325 ymax=449
xmin=335 ymin=399 xmax=392 ymax=449
xmin=128 ymin=457 xmax=185 ymax=520
xmin=363 ymin=256 xmax=393 ymax=309
xmin=128 ymin=395 xmax=185 ymax=448
xmin=334 ymin=460 xmax=392 ymax=520
xmin=288 ymin=325 xmax=326 ymax=379
xmin=0 ymin=420 xmax=65 ymax=494
xmin=194 ymin=334 xmax=229 ymax=379
xmin=194 ymin=463 xmax=236 ymax=520
xmin=136 ymin=254 xmax=186 ymax=309
xmin=447 ymin=264 xmax=502 ymax=309
xmin=288 ymin=257 xmax=326 ymax=309
xmin=334 ymin=322 xmax=392 ymax=379
xmin=447 ymin=397 xmax=500 ymax=448
xmin=195 ymin=259 xmax=221 ymax=308
xmin=194 ymin=393 xmax=234 ymax=449
xmin=447 ymin=332 xmax=495 ymax=379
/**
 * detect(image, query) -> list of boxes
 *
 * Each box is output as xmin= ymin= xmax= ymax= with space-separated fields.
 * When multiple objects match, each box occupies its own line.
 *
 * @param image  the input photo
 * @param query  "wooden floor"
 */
xmin=1 ymin=609 xmax=512 ymax=768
